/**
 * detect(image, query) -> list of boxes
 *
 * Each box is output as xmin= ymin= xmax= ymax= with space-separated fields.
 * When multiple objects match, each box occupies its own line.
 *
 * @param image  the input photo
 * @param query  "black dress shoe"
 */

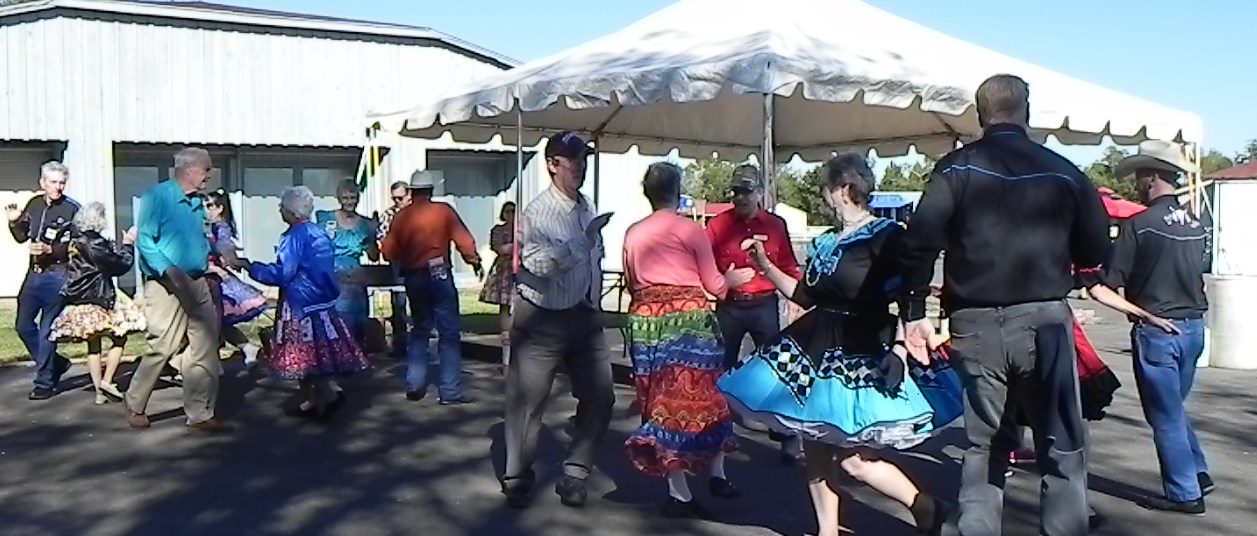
xmin=554 ymin=476 xmax=588 ymax=507
xmin=316 ymin=393 xmax=347 ymax=422
xmin=1198 ymin=472 xmax=1216 ymax=496
xmin=910 ymin=494 xmax=945 ymax=536
xmin=1089 ymin=510 xmax=1106 ymax=530
xmin=439 ymin=395 xmax=474 ymax=406
xmin=501 ymin=469 xmax=536 ymax=509
xmin=660 ymin=496 xmax=712 ymax=519
xmin=708 ymin=477 xmax=741 ymax=499
xmin=285 ymin=404 xmax=318 ymax=419
xmin=28 ymin=388 xmax=54 ymax=400
xmin=1137 ymin=495 xmax=1205 ymax=515
xmin=405 ymin=390 xmax=424 ymax=401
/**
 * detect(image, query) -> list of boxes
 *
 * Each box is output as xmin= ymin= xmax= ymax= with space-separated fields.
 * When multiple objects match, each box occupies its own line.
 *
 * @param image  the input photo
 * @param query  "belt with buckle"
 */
xmin=727 ymin=290 xmax=775 ymax=302
xmin=31 ymin=264 xmax=67 ymax=274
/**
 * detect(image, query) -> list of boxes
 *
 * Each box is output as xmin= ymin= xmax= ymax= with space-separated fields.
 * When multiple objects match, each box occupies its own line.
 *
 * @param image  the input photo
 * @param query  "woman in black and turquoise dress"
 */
xmin=718 ymin=154 xmax=950 ymax=536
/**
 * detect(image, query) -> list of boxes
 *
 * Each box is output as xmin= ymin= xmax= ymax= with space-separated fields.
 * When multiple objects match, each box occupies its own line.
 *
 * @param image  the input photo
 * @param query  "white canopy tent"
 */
xmin=377 ymin=0 xmax=1202 ymax=164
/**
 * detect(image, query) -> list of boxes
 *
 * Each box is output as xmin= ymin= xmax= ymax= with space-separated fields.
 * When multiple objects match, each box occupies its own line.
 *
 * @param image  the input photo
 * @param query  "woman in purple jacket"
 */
xmin=239 ymin=185 xmax=369 ymax=421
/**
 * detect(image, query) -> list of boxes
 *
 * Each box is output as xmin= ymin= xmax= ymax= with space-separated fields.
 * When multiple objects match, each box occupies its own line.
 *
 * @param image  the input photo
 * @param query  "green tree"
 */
xmin=1234 ymin=139 xmax=1257 ymax=165
xmin=776 ymin=165 xmax=835 ymax=226
xmin=1200 ymin=148 xmax=1234 ymax=177
xmin=1083 ymin=146 xmax=1138 ymax=200
xmin=682 ymin=158 xmax=736 ymax=202
xmin=877 ymin=155 xmax=937 ymax=191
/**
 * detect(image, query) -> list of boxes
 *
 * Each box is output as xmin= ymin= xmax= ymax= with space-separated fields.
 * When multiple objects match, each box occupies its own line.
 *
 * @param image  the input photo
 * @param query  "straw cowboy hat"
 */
xmin=408 ymin=169 xmax=442 ymax=189
xmin=1114 ymin=140 xmax=1198 ymax=179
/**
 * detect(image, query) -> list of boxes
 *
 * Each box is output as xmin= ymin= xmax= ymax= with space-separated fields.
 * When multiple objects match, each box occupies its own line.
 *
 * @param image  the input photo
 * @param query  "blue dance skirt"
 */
xmin=719 ymin=335 xmax=962 ymax=449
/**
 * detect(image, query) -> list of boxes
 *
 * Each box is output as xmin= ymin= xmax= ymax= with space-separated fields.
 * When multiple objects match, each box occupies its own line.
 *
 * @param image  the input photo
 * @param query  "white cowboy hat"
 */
xmin=1114 ymin=140 xmax=1198 ymax=179
xmin=408 ymin=169 xmax=442 ymax=189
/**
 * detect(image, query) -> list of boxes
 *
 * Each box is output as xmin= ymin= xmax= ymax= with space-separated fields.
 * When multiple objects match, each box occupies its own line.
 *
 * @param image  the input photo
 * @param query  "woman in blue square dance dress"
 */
xmin=243 ymin=186 xmax=370 ymax=421
xmin=717 ymin=154 xmax=951 ymax=536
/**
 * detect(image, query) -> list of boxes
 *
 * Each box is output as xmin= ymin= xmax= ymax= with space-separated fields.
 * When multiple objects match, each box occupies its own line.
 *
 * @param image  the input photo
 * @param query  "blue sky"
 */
xmin=238 ymin=0 xmax=1252 ymax=167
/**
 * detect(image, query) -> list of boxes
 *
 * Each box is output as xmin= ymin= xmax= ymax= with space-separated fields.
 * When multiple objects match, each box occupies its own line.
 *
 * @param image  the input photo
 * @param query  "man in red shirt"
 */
xmin=706 ymin=164 xmax=804 ymax=463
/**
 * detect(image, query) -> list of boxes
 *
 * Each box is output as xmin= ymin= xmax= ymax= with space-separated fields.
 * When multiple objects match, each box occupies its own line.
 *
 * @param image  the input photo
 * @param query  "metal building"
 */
xmin=0 ymin=0 xmax=530 ymax=296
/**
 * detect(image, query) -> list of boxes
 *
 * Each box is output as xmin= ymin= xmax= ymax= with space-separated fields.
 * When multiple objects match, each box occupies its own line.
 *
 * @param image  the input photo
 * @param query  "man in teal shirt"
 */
xmin=125 ymin=147 xmax=231 ymax=434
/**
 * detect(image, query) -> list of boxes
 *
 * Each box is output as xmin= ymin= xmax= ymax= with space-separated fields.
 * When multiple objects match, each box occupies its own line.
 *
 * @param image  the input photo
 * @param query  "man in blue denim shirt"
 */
xmin=124 ymin=147 xmax=231 ymax=434
xmin=1083 ymin=140 xmax=1213 ymax=515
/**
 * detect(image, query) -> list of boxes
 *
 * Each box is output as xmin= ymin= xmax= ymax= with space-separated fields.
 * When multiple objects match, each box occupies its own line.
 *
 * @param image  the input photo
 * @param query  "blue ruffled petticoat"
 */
xmin=718 ymin=335 xmax=940 ymax=449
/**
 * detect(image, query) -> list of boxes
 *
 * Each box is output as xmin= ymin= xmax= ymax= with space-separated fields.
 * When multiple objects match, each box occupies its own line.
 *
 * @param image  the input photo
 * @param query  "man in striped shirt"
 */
xmin=502 ymin=131 xmax=614 ymax=510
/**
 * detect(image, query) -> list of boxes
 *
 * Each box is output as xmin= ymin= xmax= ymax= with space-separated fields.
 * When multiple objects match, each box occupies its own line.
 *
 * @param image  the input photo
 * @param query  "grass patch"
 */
xmin=0 ymin=291 xmax=506 ymax=365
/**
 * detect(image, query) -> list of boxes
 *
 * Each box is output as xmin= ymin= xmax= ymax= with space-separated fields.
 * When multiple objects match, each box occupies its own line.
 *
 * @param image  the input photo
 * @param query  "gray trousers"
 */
xmin=504 ymin=299 xmax=614 ymax=481
xmin=947 ymin=300 xmax=1088 ymax=536
xmin=126 ymin=277 xmax=222 ymax=424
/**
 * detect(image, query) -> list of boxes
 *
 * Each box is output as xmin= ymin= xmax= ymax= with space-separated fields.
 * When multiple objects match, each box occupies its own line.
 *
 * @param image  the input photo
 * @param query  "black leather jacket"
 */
xmin=61 ymin=231 xmax=134 ymax=308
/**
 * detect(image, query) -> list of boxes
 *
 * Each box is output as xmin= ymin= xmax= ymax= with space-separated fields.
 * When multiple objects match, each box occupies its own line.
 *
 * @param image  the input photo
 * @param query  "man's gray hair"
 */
xmin=40 ymin=160 xmax=69 ymax=180
xmin=389 ymin=180 xmax=409 ymax=191
xmin=975 ymin=74 xmax=1030 ymax=127
xmin=280 ymin=185 xmax=316 ymax=220
xmin=73 ymin=201 xmax=109 ymax=234
xmin=173 ymin=147 xmax=211 ymax=173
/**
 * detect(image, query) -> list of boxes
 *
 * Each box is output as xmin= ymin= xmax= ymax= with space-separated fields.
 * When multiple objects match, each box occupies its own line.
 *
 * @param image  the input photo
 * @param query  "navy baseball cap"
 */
xmin=544 ymin=131 xmax=593 ymax=160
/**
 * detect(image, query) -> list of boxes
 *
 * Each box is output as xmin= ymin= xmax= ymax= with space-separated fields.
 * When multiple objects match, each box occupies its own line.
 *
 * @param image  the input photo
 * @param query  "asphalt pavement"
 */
xmin=0 ymin=302 xmax=1254 ymax=536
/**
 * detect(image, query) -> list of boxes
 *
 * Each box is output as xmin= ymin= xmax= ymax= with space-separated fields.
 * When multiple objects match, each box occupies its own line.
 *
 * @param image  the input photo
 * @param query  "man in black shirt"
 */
xmin=5 ymin=161 xmax=79 ymax=400
xmin=897 ymin=75 xmax=1111 ymax=536
xmin=1081 ymin=140 xmax=1213 ymax=514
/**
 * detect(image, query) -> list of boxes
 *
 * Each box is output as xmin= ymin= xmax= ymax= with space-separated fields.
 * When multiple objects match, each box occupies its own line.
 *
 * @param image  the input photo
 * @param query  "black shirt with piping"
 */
xmin=896 ymin=124 xmax=1112 ymax=321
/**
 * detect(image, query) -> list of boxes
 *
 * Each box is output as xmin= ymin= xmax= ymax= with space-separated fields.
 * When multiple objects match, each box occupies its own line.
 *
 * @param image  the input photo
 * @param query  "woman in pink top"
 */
xmin=622 ymin=162 xmax=755 ymax=519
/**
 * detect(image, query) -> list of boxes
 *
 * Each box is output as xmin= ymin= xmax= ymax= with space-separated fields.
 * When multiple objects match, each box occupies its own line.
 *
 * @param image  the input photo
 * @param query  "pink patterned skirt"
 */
xmin=268 ymin=301 xmax=370 ymax=381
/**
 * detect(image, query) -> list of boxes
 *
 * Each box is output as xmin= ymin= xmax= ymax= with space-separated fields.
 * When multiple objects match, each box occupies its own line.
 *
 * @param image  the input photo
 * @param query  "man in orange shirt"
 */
xmin=382 ymin=170 xmax=483 ymax=405
xmin=705 ymin=164 xmax=805 ymax=464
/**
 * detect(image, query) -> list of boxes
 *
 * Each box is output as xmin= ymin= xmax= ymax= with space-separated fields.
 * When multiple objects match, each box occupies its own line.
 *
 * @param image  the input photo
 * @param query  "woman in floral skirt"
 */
xmin=241 ymin=186 xmax=370 ymax=421
xmin=622 ymin=163 xmax=755 ymax=518
xmin=479 ymin=201 xmax=516 ymax=367
xmin=49 ymin=202 xmax=145 ymax=405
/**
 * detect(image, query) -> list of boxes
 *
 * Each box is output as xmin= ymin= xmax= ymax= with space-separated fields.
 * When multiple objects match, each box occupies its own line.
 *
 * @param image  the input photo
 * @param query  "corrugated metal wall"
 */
xmin=0 ymin=12 xmax=505 ymax=210
xmin=0 ymin=10 xmax=672 ymax=298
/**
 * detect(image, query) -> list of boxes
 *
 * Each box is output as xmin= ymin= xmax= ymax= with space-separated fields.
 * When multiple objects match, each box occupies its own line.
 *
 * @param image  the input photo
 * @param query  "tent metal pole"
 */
xmin=593 ymin=135 xmax=602 ymax=209
xmin=513 ymin=99 xmax=524 ymax=279
xmin=762 ymin=92 xmax=776 ymax=212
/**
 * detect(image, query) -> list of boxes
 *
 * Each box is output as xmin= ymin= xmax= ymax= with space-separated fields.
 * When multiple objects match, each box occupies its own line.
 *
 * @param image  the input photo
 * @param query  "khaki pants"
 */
xmin=125 ymin=276 xmax=222 ymax=424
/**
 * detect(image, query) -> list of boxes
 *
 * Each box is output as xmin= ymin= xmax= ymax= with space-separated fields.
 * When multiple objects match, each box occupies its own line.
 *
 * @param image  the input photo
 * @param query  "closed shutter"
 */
xmin=0 ymin=146 xmax=56 ymax=297
xmin=0 ymin=147 xmax=53 ymax=192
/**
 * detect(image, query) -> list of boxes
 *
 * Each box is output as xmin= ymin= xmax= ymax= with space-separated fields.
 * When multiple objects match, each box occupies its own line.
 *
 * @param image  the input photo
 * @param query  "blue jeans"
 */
xmin=16 ymin=271 xmax=69 ymax=390
xmin=1131 ymin=317 xmax=1210 ymax=502
xmin=404 ymin=269 xmax=463 ymax=399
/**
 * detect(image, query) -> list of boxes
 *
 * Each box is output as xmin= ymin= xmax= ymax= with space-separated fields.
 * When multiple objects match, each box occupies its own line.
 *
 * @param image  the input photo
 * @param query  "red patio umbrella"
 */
xmin=1097 ymin=187 xmax=1146 ymax=219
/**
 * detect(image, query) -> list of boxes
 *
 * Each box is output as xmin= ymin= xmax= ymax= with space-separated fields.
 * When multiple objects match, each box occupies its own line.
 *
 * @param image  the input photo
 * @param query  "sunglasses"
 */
xmin=392 ymin=196 xmax=406 ymax=202
xmin=205 ymin=202 xmax=220 ymax=209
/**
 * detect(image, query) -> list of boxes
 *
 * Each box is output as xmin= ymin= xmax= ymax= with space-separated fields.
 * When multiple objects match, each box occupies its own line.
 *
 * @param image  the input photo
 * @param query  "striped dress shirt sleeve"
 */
xmin=517 ymin=188 xmax=601 ymax=310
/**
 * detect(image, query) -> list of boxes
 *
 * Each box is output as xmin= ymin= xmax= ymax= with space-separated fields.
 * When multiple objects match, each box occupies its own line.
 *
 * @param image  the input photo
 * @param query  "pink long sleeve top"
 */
xmin=622 ymin=210 xmax=729 ymax=299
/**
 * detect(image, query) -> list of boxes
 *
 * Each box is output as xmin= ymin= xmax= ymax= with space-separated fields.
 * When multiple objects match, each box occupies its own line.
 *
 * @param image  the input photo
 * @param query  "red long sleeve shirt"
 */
xmin=705 ymin=208 xmax=802 ymax=297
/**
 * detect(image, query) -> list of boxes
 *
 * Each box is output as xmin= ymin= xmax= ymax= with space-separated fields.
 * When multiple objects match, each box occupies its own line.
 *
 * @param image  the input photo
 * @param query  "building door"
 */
xmin=0 ymin=144 xmax=59 ymax=297
xmin=237 ymin=150 xmax=357 ymax=263
xmin=114 ymin=146 xmax=227 ymax=294
xmin=426 ymin=151 xmax=516 ymax=283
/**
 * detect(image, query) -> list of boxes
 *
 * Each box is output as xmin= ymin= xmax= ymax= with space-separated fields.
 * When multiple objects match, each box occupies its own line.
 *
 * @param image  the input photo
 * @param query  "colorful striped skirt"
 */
xmin=625 ymin=285 xmax=737 ymax=477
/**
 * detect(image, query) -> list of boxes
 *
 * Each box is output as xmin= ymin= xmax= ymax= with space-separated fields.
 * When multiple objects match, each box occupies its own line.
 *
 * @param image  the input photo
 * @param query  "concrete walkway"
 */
xmin=0 ymin=302 xmax=1254 ymax=535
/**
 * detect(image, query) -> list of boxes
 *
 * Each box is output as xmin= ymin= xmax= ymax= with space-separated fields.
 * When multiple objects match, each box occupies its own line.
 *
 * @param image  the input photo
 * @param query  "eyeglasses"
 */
xmin=205 ymin=203 xmax=220 ymax=209
xmin=391 ymin=196 xmax=406 ymax=202
xmin=730 ymin=188 xmax=756 ymax=197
